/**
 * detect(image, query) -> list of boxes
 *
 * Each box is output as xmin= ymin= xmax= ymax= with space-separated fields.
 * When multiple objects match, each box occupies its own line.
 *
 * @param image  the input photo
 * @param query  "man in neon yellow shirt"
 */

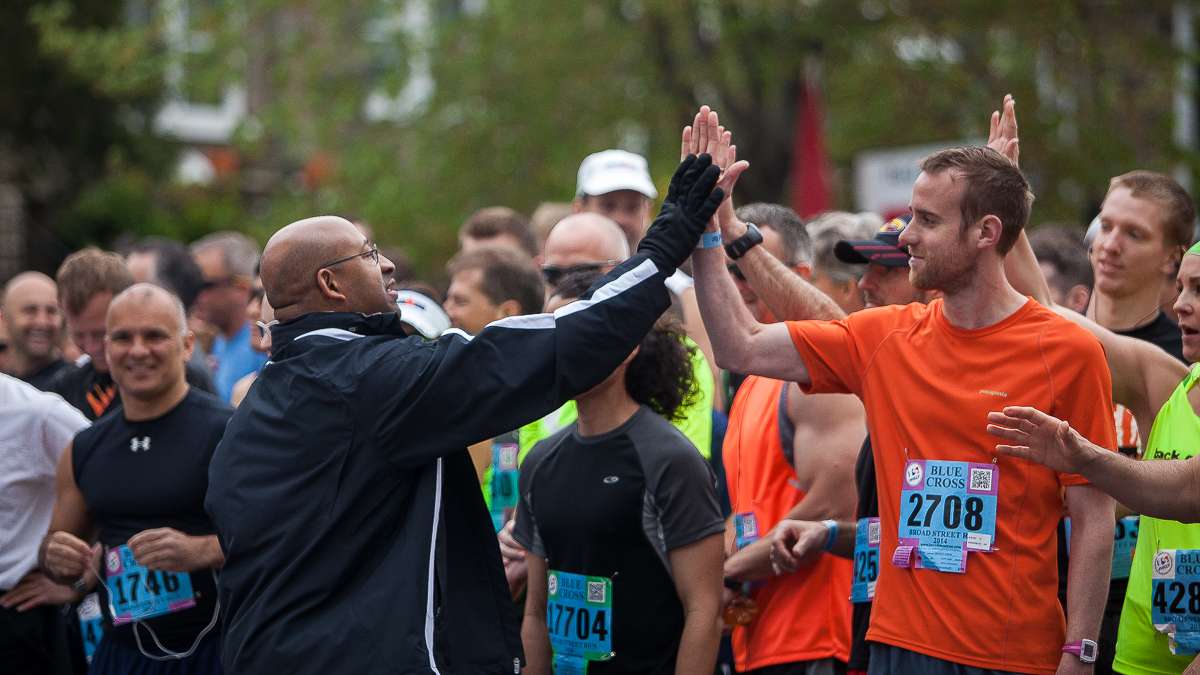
xmin=991 ymin=228 xmax=1200 ymax=673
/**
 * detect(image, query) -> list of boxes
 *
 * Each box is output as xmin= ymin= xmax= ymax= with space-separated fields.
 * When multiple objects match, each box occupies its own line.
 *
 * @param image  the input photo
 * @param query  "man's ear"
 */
xmin=571 ymin=198 xmax=586 ymax=214
xmin=181 ymin=330 xmax=196 ymax=362
xmin=497 ymin=299 xmax=523 ymax=319
xmin=976 ymin=215 xmax=1004 ymax=250
xmin=316 ymin=269 xmax=348 ymax=302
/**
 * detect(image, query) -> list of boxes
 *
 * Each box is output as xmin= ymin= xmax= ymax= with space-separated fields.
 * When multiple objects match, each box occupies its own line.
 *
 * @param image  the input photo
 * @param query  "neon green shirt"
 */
xmin=1114 ymin=364 xmax=1200 ymax=674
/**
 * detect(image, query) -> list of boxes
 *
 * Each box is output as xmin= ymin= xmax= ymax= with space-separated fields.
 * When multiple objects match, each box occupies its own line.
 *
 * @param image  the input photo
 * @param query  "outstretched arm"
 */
xmin=375 ymin=154 xmax=725 ymax=461
xmin=988 ymin=406 xmax=1200 ymax=522
xmin=685 ymin=107 xmax=814 ymax=383
xmin=681 ymin=109 xmax=844 ymax=324
xmin=982 ymin=94 xmax=1185 ymax=426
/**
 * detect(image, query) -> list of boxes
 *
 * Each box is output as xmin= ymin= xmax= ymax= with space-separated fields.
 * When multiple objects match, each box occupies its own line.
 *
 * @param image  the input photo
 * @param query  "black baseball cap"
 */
xmin=834 ymin=214 xmax=912 ymax=268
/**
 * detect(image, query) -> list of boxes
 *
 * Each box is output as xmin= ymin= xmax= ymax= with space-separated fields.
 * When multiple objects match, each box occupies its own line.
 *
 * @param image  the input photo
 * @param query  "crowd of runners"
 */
xmin=3 ymin=95 xmax=1200 ymax=675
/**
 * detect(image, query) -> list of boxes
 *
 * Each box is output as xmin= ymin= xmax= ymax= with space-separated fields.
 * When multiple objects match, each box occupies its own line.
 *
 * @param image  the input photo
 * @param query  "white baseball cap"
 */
xmin=576 ymin=149 xmax=658 ymax=200
xmin=396 ymin=290 xmax=451 ymax=339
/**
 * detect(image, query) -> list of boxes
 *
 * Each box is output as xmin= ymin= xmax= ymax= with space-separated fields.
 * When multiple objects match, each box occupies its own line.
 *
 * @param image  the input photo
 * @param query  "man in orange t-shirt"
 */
xmin=692 ymin=117 xmax=1116 ymax=675
xmin=720 ymin=203 xmax=863 ymax=673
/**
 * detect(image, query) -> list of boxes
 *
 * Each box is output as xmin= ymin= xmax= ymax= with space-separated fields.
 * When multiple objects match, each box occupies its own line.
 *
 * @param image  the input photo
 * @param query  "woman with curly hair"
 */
xmin=512 ymin=270 xmax=725 ymax=675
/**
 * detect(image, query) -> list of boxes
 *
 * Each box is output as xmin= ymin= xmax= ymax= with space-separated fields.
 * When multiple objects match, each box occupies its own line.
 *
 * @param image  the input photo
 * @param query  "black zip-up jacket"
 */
xmin=205 ymin=254 xmax=672 ymax=674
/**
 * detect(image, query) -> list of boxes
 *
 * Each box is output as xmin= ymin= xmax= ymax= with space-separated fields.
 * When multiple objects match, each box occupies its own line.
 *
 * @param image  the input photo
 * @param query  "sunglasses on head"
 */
xmin=541 ymin=260 xmax=620 ymax=287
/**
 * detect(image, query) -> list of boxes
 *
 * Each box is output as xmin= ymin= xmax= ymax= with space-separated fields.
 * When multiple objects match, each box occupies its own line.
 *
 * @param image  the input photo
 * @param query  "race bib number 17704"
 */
xmin=547 ymin=570 xmax=614 ymax=672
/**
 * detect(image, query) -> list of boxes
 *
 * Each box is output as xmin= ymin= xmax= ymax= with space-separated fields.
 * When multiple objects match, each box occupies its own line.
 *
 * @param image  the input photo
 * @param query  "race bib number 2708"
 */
xmin=896 ymin=460 xmax=998 ymax=574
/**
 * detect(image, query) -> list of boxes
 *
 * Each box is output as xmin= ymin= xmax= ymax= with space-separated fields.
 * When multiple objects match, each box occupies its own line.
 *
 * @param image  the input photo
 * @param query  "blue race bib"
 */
xmin=1151 ymin=549 xmax=1200 ymax=655
xmin=896 ymin=460 xmax=998 ymax=573
xmin=547 ymin=569 xmax=613 ymax=670
xmin=489 ymin=439 xmax=520 ymax=532
xmin=734 ymin=512 xmax=759 ymax=550
xmin=104 ymin=544 xmax=196 ymax=624
xmin=1064 ymin=514 xmax=1139 ymax=580
xmin=77 ymin=593 xmax=104 ymax=663
xmin=851 ymin=517 xmax=880 ymax=603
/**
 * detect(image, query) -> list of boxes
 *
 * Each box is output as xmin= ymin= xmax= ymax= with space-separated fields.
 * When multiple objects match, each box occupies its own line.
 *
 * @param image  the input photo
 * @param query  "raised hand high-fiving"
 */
xmin=681 ymin=106 xmax=750 ymax=240
xmin=636 ymin=152 xmax=724 ymax=273
xmin=987 ymin=94 xmax=1020 ymax=168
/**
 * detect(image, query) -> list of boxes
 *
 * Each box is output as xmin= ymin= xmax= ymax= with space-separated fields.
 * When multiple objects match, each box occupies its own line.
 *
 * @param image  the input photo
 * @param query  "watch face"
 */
xmin=1080 ymin=641 xmax=1097 ymax=662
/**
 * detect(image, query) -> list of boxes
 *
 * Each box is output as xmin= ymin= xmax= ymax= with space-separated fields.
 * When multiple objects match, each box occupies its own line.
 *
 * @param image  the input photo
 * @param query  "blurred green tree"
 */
xmin=15 ymin=0 xmax=1197 ymax=278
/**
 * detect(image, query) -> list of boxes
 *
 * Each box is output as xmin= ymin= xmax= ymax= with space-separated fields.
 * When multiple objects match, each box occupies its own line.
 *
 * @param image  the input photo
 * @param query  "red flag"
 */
xmin=790 ymin=78 xmax=832 ymax=218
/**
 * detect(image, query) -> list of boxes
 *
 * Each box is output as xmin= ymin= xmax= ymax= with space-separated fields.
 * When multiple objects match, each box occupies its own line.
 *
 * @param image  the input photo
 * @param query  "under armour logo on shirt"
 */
xmin=130 ymin=436 xmax=151 ymax=453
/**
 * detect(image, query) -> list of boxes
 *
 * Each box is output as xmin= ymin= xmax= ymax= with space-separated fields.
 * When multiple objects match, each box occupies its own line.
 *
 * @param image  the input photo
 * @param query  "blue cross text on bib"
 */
xmin=895 ymin=460 xmax=998 ymax=573
xmin=1151 ymin=549 xmax=1200 ymax=655
xmin=547 ymin=569 xmax=613 ymax=671
xmin=105 ymin=544 xmax=196 ymax=625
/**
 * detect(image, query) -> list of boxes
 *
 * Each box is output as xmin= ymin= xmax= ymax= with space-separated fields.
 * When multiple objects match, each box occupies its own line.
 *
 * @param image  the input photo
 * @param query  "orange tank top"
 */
xmin=724 ymin=375 xmax=852 ymax=669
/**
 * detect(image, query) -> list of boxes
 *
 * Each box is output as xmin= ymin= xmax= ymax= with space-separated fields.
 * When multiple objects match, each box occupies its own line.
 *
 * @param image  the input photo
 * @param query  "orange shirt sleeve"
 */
xmin=786 ymin=305 xmax=906 ymax=398
xmin=1040 ymin=324 xmax=1118 ymax=486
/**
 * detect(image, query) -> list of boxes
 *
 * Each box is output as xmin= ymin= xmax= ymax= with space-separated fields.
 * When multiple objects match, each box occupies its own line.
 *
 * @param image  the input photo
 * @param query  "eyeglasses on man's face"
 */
xmin=320 ymin=245 xmax=380 ymax=270
xmin=540 ymin=260 xmax=621 ymax=287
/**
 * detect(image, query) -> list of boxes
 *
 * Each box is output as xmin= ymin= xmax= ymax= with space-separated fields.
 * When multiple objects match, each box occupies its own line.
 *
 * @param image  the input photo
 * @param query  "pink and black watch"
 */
xmin=1062 ymin=639 xmax=1098 ymax=663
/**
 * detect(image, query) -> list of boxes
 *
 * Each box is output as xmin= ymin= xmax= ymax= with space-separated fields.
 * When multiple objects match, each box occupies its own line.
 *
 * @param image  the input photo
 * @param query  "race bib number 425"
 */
xmin=105 ymin=544 xmax=195 ymax=625
xmin=896 ymin=460 xmax=998 ymax=574
xmin=851 ymin=517 xmax=880 ymax=603
xmin=1151 ymin=549 xmax=1200 ymax=655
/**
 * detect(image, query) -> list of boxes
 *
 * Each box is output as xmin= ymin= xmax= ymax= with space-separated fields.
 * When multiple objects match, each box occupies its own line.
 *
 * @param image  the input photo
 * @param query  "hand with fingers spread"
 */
xmin=681 ymin=105 xmax=750 ymax=239
xmin=0 ymin=570 xmax=82 ymax=611
xmin=767 ymin=519 xmax=830 ymax=575
xmin=986 ymin=94 xmax=1020 ymax=168
xmin=636 ymin=152 xmax=724 ymax=273
xmin=986 ymin=406 xmax=1099 ymax=474
xmin=40 ymin=531 xmax=97 ymax=584
xmin=128 ymin=528 xmax=223 ymax=573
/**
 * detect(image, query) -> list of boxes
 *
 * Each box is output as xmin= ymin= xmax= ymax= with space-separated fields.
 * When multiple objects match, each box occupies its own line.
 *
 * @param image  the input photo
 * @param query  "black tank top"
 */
xmin=72 ymin=388 xmax=231 ymax=652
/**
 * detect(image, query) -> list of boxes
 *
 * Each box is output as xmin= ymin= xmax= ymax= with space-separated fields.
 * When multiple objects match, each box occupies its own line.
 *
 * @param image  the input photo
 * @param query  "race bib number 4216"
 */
xmin=896 ymin=460 xmax=998 ymax=574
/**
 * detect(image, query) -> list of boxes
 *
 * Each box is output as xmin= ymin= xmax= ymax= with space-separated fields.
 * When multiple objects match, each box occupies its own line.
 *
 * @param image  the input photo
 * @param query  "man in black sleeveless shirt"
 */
xmin=40 ymin=284 xmax=230 ymax=674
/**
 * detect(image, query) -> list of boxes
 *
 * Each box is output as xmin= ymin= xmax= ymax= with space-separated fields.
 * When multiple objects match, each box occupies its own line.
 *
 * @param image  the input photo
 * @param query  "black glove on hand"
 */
xmin=637 ymin=153 xmax=724 ymax=273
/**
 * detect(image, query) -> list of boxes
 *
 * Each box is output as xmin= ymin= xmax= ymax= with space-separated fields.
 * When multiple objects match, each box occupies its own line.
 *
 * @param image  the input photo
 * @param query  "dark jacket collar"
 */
xmin=270 ymin=311 xmax=408 ymax=360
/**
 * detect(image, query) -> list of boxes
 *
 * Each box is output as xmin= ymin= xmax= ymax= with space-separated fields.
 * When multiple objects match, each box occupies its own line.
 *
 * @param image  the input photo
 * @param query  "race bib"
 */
xmin=734 ymin=512 xmax=759 ymax=550
xmin=1112 ymin=515 xmax=1139 ymax=580
xmin=895 ymin=460 xmax=998 ymax=573
xmin=489 ymin=439 xmax=520 ymax=532
xmin=77 ymin=593 xmax=104 ymax=663
xmin=851 ymin=517 xmax=881 ymax=603
xmin=1151 ymin=549 xmax=1200 ymax=655
xmin=105 ymin=544 xmax=196 ymax=624
xmin=1062 ymin=515 xmax=1139 ymax=580
xmin=547 ymin=570 xmax=613 ymax=672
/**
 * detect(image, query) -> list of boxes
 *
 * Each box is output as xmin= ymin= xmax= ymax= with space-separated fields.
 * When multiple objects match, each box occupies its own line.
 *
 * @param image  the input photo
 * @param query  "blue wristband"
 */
xmin=821 ymin=520 xmax=839 ymax=551
xmin=696 ymin=231 xmax=722 ymax=249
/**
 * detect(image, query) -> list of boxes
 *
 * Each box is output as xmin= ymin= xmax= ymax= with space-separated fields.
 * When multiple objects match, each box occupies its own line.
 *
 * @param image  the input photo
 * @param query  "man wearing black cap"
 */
xmin=835 ymin=215 xmax=933 ymax=309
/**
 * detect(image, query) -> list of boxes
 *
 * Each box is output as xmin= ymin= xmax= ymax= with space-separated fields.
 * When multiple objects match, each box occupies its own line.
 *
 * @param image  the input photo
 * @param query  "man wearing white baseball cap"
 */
xmin=574 ymin=149 xmax=659 ymax=249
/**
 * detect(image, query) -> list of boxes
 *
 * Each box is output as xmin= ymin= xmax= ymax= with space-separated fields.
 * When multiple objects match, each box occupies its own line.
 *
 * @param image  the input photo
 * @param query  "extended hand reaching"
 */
xmin=986 ymin=406 xmax=1096 ymax=474
xmin=636 ymin=153 xmax=724 ymax=273
xmin=681 ymin=105 xmax=750 ymax=239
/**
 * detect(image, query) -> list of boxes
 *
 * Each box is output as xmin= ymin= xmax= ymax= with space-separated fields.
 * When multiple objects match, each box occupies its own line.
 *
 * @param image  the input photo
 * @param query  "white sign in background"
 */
xmin=854 ymin=140 xmax=981 ymax=216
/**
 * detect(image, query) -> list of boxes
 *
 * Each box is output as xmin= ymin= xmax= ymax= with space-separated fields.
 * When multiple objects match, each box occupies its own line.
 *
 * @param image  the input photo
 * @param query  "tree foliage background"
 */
xmin=8 ymin=0 xmax=1196 ymax=278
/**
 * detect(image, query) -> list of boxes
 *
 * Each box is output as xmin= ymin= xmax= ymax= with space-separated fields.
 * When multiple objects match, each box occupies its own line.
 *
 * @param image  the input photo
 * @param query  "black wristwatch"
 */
xmin=724 ymin=222 xmax=763 ymax=260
